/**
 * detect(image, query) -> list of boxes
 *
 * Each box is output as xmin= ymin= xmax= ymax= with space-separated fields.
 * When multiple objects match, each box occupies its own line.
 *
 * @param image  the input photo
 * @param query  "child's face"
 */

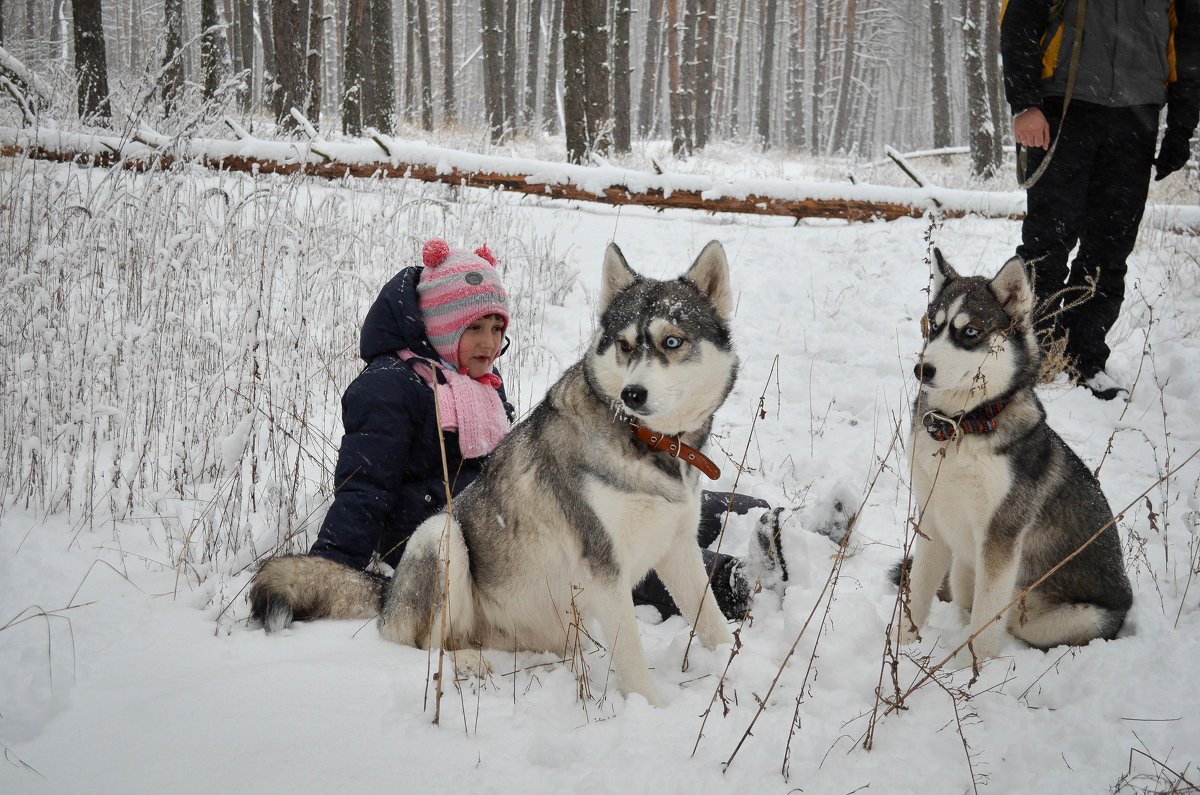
xmin=457 ymin=314 xmax=506 ymax=379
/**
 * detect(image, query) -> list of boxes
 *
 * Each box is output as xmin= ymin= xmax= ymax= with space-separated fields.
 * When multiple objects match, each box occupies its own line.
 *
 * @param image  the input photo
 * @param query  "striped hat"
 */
xmin=417 ymin=239 xmax=510 ymax=368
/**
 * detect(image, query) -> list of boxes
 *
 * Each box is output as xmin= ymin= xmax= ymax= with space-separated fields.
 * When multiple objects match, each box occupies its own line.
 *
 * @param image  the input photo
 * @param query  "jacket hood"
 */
xmin=359 ymin=266 xmax=439 ymax=362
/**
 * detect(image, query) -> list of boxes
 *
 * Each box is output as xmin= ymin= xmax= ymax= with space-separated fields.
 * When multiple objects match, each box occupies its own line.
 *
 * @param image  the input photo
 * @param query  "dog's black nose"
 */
xmin=621 ymin=385 xmax=648 ymax=410
xmin=914 ymin=362 xmax=936 ymax=383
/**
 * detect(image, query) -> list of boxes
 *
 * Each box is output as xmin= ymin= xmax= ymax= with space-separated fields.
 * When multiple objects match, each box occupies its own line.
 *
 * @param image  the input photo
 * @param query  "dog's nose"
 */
xmin=621 ymin=385 xmax=648 ymax=410
xmin=914 ymin=362 xmax=936 ymax=383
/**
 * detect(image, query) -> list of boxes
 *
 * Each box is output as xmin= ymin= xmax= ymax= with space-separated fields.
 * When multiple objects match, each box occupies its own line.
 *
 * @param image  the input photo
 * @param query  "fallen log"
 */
xmin=1 ymin=125 xmax=1196 ymax=232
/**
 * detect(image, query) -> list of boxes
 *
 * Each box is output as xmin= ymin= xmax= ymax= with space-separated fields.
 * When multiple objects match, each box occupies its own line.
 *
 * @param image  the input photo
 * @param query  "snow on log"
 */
xmin=1 ymin=125 xmax=1196 ymax=232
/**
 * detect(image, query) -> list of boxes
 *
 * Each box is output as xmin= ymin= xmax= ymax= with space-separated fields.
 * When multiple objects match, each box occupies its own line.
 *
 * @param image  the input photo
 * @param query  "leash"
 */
xmin=629 ymin=419 xmax=721 ymax=480
xmin=1016 ymin=0 xmax=1087 ymax=189
xmin=922 ymin=400 xmax=1008 ymax=442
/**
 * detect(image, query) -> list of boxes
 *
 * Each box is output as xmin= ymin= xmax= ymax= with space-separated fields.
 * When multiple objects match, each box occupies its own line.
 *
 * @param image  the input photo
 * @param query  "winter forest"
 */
xmin=1 ymin=0 xmax=1007 ymax=171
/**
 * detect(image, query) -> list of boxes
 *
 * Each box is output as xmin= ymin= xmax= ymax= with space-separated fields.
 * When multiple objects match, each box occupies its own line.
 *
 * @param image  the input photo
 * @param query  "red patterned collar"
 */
xmin=921 ymin=400 xmax=1008 ymax=442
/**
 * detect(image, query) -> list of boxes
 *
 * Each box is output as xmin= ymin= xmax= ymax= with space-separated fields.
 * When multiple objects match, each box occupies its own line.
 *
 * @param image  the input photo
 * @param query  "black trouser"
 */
xmin=631 ymin=490 xmax=770 ymax=620
xmin=1017 ymin=98 xmax=1158 ymax=378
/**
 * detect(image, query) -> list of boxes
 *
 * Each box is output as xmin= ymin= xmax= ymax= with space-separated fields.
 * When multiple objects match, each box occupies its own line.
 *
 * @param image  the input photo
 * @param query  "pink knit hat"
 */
xmin=417 ymin=239 xmax=510 ymax=367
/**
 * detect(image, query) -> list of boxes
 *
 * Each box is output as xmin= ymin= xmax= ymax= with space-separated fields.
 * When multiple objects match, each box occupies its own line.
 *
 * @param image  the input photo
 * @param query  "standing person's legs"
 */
xmin=1017 ymin=98 xmax=1096 ymax=344
xmin=1060 ymin=105 xmax=1158 ymax=379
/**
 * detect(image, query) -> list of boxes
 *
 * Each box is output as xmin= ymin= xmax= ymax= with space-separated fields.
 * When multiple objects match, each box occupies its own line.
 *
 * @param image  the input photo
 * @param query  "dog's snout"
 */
xmin=621 ymin=385 xmax=648 ymax=410
xmin=915 ymin=361 xmax=936 ymax=384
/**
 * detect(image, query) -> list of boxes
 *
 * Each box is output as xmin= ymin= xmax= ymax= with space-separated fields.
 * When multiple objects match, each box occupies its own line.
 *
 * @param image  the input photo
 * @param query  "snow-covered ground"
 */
xmin=2 ymin=143 xmax=1198 ymax=793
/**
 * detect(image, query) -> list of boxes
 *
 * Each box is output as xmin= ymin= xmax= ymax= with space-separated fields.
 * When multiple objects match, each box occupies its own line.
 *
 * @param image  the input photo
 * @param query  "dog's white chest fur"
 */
xmin=585 ymin=477 xmax=700 ymax=579
xmin=911 ymin=429 xmax=1012 ymax=560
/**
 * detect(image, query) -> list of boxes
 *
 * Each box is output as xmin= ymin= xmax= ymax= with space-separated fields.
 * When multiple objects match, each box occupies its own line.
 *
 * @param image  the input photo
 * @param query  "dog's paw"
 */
xmin=961 ymin=625 xmax=1005 ymax=662
xmin=452 ymin=650 xmax=494 ymax=680
xmin=892 ymin=620 xmax=921 ymax=647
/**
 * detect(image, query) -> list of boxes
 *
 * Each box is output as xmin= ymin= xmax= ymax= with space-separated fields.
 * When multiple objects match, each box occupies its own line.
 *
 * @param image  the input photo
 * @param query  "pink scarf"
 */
xmin=397 ymin=350 xmax=509 ymax=458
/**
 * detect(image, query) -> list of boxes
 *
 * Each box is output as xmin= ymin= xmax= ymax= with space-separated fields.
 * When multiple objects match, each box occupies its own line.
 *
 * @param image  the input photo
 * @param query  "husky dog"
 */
xmin=896 ymin=250 xmax=1132 ymax=659
xmin=250 ymin=241 xmax=738 ymax=705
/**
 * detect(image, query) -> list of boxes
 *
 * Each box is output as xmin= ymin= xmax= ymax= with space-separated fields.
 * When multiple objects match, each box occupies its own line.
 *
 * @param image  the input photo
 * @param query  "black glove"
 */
xmin=1154 ymin=127 xmax=1193 ymax=180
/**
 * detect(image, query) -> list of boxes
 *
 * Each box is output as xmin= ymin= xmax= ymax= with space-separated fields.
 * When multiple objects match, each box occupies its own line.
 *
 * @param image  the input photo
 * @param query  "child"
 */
xmin=307 ymin=239 xmax=787 ymax=620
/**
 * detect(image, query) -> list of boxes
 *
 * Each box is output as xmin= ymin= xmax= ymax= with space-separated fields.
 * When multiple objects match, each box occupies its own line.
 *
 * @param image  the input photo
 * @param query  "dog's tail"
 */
xmin=249 ymin=555 xmax=387 ymax=632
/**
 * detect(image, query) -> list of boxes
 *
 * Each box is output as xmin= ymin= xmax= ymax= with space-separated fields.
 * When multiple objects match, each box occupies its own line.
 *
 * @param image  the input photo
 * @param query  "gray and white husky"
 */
xmin=250 ymin=241 xmax=739 ymax=705
xmin=895 ymin=250 xmax=1132 ymax=659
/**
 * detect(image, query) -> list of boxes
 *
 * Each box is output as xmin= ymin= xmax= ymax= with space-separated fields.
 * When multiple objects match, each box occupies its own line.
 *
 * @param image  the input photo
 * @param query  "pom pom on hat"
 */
xmin=417 ymin=239 xmax=510 ymax=368
xmin=423 ymin=239 xmax=452 ymax=268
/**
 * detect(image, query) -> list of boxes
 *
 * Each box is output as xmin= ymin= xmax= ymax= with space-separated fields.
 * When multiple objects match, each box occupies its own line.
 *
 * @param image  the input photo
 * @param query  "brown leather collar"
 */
xmin=630 ymin=420 xmax=721 ymax=480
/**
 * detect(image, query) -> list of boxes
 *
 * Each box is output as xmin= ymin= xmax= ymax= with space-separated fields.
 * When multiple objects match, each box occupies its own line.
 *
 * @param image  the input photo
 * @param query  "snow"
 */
xmin=2 ymin=142 xmax=1199 ymax=794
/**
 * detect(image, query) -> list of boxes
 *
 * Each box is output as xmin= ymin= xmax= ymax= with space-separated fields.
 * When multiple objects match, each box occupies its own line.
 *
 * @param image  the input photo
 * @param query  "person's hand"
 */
xmin=1013 ymin=107 xmax=1050 ymax=150
xmin=1154 ymin=127 xmax=1192 ymax=180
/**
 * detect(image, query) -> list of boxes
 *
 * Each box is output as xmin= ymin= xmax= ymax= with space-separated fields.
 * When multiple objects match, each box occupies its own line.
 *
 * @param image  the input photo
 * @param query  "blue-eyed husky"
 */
xmin=895 ymin=250 xmax=1132 ymax=659
xmin=250 ymin=241 xmax=738 ymax=705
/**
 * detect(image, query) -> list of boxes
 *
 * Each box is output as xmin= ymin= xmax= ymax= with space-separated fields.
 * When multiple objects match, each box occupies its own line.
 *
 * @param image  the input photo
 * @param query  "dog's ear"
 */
xmin=990 ymin=256 xmax=1034 ymax=320
xmin=684 ymin=240 xmax=733 ymax=319
xmin=601 ymin=243 xmax=637 ymax=308
xmin=931 ymin=248 xmax=959 ymax=295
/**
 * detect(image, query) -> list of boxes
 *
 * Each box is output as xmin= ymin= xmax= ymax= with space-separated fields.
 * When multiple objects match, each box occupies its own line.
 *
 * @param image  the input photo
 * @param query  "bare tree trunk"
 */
xmin=343 ymin=0 xmax=368 ymax=134
xmin=234 ymin=0 xmax=256 ymax=110
xmin=201 ymin=0 xmax=230 ymax=101
xmin=729 ymin=0 xmax=746 ymax=136
xmin=637 ymin=0 xmax=663 ymax=138
xmin=524 ymin=0 xmax=543 ymax=128
xmin=404 ymin=0 xmax=416 ymax=119
xmin=306 ymin=0 xmax=323 ymax=125
xmin=442 ymin=0 xmax=456 ymax=123
xmin=665 ymin=0 xmax=689 ymax=155
xmin=808 ymin=0 xmax=824 ymax=154
xmin=785 ymin=0 xmax=805 ymax=149
xmin=368 ymin=0 xmax=393 ymax=131
xmin=830 ymin=0 xmax=855 ymax=152
xmin=273 ymin=0 xmax=303 ymax=128
xmin=414 ymin=0 xmax=433 ymax=130
xmin=162 ymin=0 xmax=184 ymax=116
xmin=543 ymin=0 xmax=563 ymax=133
xmin=503 ymin=0 xmax=518 ymax=135
xmin=73 ymin=0 xmax=111 ymax=123
xmin=692 ymin=0 xmax=716 ymax=149
xmin=259 ymin=0 xmax=276 ymax=112
xmin=755 ymin=0 xmax=777 ymax=148
xmin=985 ymin=0 xmax=1005 ymax=166
xmin=679 ymin=0 xmax=696 ymax=150
xmin=481 ymin=0 xmax=505 ymax=141
xmin=930 ymin=0 xmax=952 ymax=148
xmin=612 ymin=0 xmax=632 ymax=151
xmin=563 ymin=0 xmax=610 ymax=162
xmin=963 ymin=0 xmax=996 ymax=178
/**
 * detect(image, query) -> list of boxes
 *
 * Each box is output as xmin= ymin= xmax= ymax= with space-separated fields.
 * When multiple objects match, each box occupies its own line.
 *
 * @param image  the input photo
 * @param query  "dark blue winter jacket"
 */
xmin=308 ymin=266 xmax=512 ymax=570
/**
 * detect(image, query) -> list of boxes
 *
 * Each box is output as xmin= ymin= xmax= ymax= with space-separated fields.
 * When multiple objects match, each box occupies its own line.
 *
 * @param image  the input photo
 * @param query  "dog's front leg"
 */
xmin=966 ymin=532 xmax=1022 ymax=659
xmin=579 ymin=580 xmax=660 ymax=706
xmin=896 ymin=523 xmax=952 ymax=645
xmin=653 ymin=538 xmax=733 ymax=649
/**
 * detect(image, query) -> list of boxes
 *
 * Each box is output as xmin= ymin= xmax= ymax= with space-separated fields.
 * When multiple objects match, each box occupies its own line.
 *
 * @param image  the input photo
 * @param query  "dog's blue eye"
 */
xmin=664 ymin=336 xmax=683 ymax=349
xmin=963 ymin=327 xmax=980 ymax=338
